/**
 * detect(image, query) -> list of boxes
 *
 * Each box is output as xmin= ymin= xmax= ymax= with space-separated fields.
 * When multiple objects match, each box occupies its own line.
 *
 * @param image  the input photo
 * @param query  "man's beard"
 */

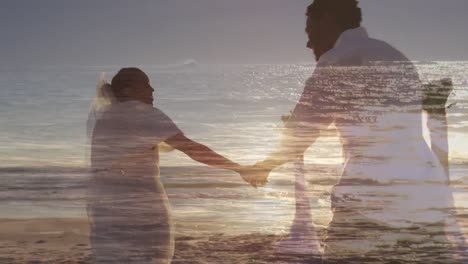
xmin=314 ymin=50 xmax=320 ymax=62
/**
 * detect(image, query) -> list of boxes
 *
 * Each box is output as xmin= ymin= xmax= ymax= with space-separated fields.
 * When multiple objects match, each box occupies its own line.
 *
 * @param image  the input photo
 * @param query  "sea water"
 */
xmin=0 ymin=62 xmax=467 ymax=238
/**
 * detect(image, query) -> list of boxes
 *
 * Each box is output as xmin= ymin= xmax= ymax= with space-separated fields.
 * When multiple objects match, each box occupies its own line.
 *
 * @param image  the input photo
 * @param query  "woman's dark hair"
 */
xmin=111 ymin=67 xmax=147 ymax=97
xmin=307 ymin=0 xmax=362 ymax=30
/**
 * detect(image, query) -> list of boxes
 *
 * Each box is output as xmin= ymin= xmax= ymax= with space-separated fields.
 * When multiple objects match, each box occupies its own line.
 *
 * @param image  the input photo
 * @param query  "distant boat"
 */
xmin=182 ymin=59 xmax=199 ymax=68
xmin=149 ymin=59 xmax=199 ymax=71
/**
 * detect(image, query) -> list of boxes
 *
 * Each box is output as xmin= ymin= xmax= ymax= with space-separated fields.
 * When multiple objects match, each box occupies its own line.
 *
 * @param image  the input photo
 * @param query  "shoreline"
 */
xmin=0 ymin=218 xmax=323 ymax=264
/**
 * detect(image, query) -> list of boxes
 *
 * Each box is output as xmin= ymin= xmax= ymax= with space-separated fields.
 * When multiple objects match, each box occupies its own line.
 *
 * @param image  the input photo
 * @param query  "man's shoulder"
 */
xmin=320 ymin=37 xmax=411 ymax=67
xmin=365 ymin=37 xmax=409 ymax=62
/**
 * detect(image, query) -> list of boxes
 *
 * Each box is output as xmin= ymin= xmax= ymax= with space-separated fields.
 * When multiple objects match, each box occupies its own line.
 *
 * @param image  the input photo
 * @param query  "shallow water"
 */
xmin=0 ymin=63 xmax=467 ymax=262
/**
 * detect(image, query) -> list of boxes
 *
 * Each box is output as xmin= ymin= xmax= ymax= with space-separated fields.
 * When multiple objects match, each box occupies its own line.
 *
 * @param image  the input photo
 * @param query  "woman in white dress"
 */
xmin=86 ymin=68 xmax=244 ymax=263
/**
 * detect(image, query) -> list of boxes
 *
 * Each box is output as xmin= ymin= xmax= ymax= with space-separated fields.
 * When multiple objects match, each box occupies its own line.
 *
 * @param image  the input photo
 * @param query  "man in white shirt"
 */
xmin=249 ymin=0 xmax=466 ymax=262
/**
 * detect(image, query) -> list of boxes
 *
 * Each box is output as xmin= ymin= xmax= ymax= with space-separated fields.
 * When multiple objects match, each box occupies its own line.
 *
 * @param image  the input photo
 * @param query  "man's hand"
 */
xmin=238 ymin=162 xmax=272 ymax=188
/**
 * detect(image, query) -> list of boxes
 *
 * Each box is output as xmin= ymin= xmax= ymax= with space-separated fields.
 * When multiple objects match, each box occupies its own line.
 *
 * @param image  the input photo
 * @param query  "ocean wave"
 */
xmin=0 ymin=166 xmax=88 ymax=175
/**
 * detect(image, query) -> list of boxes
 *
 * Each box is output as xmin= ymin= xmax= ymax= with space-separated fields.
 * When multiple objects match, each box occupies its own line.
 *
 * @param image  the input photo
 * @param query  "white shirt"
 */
xmin=286 ymin=27 xmax=454 ymax=227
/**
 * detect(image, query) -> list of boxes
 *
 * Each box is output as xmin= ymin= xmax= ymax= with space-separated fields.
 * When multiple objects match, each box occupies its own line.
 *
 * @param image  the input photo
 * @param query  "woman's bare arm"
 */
xmin=164 ymin=133 xmax=241 ymax=172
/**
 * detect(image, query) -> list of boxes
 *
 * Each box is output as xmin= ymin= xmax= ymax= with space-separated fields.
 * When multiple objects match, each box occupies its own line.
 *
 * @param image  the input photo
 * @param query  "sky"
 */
xmin=1 ymin=0 xmax=468 ymax=66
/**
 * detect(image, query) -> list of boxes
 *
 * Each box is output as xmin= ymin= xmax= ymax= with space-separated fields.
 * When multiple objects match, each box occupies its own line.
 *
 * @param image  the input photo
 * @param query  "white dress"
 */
xmin=88 ymin=100 xmax=181 ymax=263
xmin=285 ymin=28 xmax=464 ymax=260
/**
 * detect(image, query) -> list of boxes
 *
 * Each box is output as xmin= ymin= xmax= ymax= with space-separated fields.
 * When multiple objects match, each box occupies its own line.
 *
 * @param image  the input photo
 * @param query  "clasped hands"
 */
xmin=235 ymin=161 xmax=273 ymax=188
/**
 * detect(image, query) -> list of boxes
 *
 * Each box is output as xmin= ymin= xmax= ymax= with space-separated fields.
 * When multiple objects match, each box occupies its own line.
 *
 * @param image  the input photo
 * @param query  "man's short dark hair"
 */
xmin=307 ymin=0 xmax=362 ymax=29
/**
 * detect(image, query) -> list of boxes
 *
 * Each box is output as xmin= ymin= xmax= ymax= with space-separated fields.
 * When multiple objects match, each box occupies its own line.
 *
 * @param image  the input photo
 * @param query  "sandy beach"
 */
xmin=0 ymin=218 xmax=323 ymax=264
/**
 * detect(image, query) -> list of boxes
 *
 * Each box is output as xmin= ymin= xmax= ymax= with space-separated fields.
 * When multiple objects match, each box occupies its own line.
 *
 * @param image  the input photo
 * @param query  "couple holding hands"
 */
xmin=87 ymin=0 xmax=465 ymax=263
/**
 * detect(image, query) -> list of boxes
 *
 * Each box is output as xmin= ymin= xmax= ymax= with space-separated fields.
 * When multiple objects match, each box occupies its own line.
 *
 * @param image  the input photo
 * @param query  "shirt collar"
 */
xmin=318 ymin=27 xmax=369 ymax=65
xmin=334 ymin=27 xmax=369 ymax=48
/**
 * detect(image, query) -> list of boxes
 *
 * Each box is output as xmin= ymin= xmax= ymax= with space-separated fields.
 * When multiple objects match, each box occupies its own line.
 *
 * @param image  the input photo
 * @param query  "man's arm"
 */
xmin=251 ymin=70 xmax=336 ymax=185
xmin=249 ymin=109 xmax=332 ymax=187
xmin=164 ymin=133 xmax=241 ymax=172
xmin=425 ymin=109 xmax=450 ymax=180
xmin=423 ymin=79 xmax=452 ymax=180
xmin=256 ymin=128 xmax=322 ymax=173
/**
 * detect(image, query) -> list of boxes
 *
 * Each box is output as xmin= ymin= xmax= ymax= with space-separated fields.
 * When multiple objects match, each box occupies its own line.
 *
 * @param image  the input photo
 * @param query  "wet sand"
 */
xmin=0 ymin=218 xmax=322 ymax=264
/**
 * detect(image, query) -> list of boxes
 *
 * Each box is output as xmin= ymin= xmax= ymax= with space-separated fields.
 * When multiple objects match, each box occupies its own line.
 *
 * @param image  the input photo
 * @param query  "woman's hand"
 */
xmin=238 ymin=162 xmax=272 ymax=188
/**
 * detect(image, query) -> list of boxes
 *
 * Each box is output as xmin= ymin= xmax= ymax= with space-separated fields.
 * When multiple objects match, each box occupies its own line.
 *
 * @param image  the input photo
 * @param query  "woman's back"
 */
xmin=88 ymin=99 xmax=181 ymax=263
